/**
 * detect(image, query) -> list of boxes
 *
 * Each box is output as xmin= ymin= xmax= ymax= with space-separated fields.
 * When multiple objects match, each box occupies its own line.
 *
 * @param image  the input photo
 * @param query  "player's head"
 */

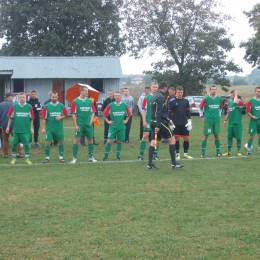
xmin=158 ymin=81 xmax=168 ymax=93
xmin=168 ymin=87 xmax=175 ymax=97
xmin=80 ymin=86 xmax=88 ymax=98
xmin=30 ymin=89 xmax=37 ymax=99
xmin=230 ymin=90 xmax=238 ymax=100
xmin=123 ymin=88 xmax=129 ymax=96
xmin=254 ymin=86 xmax=260 ymax=98
xmin=18 ymin=92 xmax=26 ymax=104
xmin=209 ymin=85 xmax=217 ymax=96
xmin=150 ymin=82 xmax=158 ymax=94
xmin=108 ymin=90 xmax=114 ymax=99
xmin=176 ymin=86 xmax=183 ymax=99
xmin=51 ymin=91 xmax=58 ymax=103
xmin=144 ymin=86 xmax=150 ymax=95
xmin=114 ymin=91 xmax=121 ymax=102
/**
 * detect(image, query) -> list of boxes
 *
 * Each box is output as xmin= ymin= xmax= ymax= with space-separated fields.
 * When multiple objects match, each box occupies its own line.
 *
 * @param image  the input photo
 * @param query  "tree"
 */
xmin=247 ymin=69 xmax=260 ymax=84
xmin=232 ymin=76 xmax=247 ymax=86
xmin=122 ymin=0 xmax=241 ymax=95
xmin=240 ymin=4 xmax=260 ymax=69
xmin=0 ymin=0 xmax=125 ymax=56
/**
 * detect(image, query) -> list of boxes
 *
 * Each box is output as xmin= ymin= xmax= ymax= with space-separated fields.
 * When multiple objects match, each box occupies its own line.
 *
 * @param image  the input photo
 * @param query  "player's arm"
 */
xmin=6 ymin=106 xmax=14 ymax=133
xmin=30 ymin=107 xmax=34 ymax=134
xmin=103 ymin=106 xmax=113 ymax=125
xmin=123 ymin=107 xmax=132 ymax=124
xmin=199 ymin=99 xmax=206 ymax=120
xmin=70 ymin=102 xmax=80 ymax=131
xmin=141 ymin=98 xmax=148 ymax=127
xmin=41 ymin=107 xmax=47 ymax=134
xmin=246 ymin=101 xmax=258 ymax=120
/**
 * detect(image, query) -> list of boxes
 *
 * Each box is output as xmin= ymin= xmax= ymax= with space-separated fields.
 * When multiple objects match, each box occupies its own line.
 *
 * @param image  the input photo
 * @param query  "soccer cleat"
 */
xmin=16 ymin=153 xmax=23 ymax=158
xmin=237 ymin=152 xmax=242 ymax=156
xmin=11 ymin=158 xmax=16 ymax=164
xmin=200 ymin=154 xmax=206 ymax=158
xmin=89 ymin=157 xmax=97 ymax=162
xmin=115 ymin=157 xmax=122 ymax=161
xmin=147 ymin=164 xmax=158 ymax=170
xmin=216 ymin=153 xmax=222 ymax=157
xmin=71 ymin=158 xmax=77 ymax=163
xmin=34 ymin=142 xmax=41 ymax=147
xmin=60 ymin=158 xmax=66 ymax=163
xmin=222 ymin=152 xmax=231 ymax=156
xmin=25 ymin=159 xmax=32 ymax=165
xmin=247 ymin=152 xmax=251 ymax=156
xmin=43 ymin=158 xmax=50 ymax=163
xmin=4 ymin=155 xmax=9 ymax=158
xmin=102 ymin=157 xmax=107 ymax=161
xmin=137 ymin=155 xmax=143 ymax=161
xmin=172 ymin=163 xmax=184 ymax=169
xmin=176 ymin=153 xmax=180 ymax=160
xmin=183 ymin=154 xmax=193 ymax=159
xmin=125 ymin=140 xmax=129 ymax=143
xmin=153 ymin=155 xmax=160 ymax=160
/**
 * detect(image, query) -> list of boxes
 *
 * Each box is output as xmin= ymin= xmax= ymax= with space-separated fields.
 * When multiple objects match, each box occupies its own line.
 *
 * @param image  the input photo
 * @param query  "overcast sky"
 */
xmin=120 ymin=0 xmax=259 ymax=76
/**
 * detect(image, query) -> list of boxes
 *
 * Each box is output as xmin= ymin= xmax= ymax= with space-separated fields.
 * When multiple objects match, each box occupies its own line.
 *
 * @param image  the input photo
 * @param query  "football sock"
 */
xmin=169 ymin=144 xmax=176 ymax=165
xmin=88 ymin=143 xmax=94 ymax=158
xmin=154 ymin=142 xmax=160 ymax=156
xmin=248 ymin=139 xmax=253 ymax=149
xmin=215 ymin=140 xmax=220 ymax=154
xmin=139 ymin=141 xmax=146 ymax=155
xmin=175 ymin=140 xmax=180 ymax=153
xmin=227 ymin=138 xmax=232 ymax=152
xmin=237 ymin=139 xmax=241 ymax=152
xmin=58 ymin=145 xmax=64 ymax=157
xmin=104 ymin=143 xmax=111 ymax=158
xmin=201 ymin=140 xmax=207 ymax=154
xmin=148 ymin=146 xmax=155 ymax=165
xmin=116 ymin=143 xmax=122 ymax=158
xmin=11 ymin=144 xmax=17 ymax=155
xmin=183 ymin=141 xmax=189 ymax=153
xmin=45 ymin=145 xmax=51 ymax=157
xmin=258 ymin=138 xmax=260 ymax=147
xmin=72 ymin=144 xmax=79 ymax=158
xmin=24 ymin=144 xmax=30 ymax=157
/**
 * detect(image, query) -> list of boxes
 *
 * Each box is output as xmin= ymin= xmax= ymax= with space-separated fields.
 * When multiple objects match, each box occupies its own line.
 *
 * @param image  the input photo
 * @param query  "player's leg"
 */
xmin=175 ymin=136 xmax=180 ymax=159
xmin=11 ymin=133 xmax=20 ymax=164
xmin=71 ymin=125 xmax=83 ymax=163
xmin=223 ymin=125 xmax=233 ymax=156
xmin=21 ymin=133 xmax=32 ymax=164
xmin=183 ymin=136 xmax=193 ymax=159
xmin=86 ymin=125 xmax=96 ymax=162
xmin=201 ymin=122 xmax=212 ymax=157
xmin=43 ymin=131 xmax=53 ymax=163
xmin=257 ymin=121 xmax=260 ymax=154
xmin=234 ymin=124 xmax=242 ymax=155
xmin=125 ymin=115 xmax=132 ymax=142
xmin=147 ymin=126 xmax=157 ymax=169
xmin=213 ymin=122 xmax=221 ymax=156
xmin=138 ymin=130 xmax=149 ymax=160
xmin=115 ymin=129 xmax=125 ymax=160
xmin=103 ymin=127 xmax=115 ymax=161
xmin=56 ymin=131 xmax=65 ymax=163
xmin=246 ymin=119 xmax=256 ymax=155
xmin=153 ymin=141 xmax=160 ymax=160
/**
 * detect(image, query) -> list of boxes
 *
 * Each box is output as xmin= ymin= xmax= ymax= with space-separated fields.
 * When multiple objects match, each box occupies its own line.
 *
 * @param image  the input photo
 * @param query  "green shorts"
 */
xmin=46 ymin=130 xmax=64 ymax=142
xmin=143 ymin=123 xmax=151 ymax=132
xmin=203 ymin=122 xmax=220 ymax=135
xmin=108 ymin=127 xmax=125 ymax=141
xmin=227 ymin=124 xmax=242 ymax=139
xmin=12 ymin=133 xmax=31 ymax=145
xmin=74 ymin=124 xmax=93 ymax=138
xmin=248 ymin=119 xmax=260 ymax=135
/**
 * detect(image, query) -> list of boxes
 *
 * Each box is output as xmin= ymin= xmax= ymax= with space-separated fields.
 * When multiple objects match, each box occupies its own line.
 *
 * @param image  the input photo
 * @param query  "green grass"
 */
xmin=0 ymin=115 xmax=260 ymax=259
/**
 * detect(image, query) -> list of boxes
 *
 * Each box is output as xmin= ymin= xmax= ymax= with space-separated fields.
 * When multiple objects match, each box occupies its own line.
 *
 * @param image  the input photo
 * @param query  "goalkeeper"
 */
xmin=168 ymin=86 xmax=192 ymax=159
xmin=147 ymin=81 xmax=184 ymax=170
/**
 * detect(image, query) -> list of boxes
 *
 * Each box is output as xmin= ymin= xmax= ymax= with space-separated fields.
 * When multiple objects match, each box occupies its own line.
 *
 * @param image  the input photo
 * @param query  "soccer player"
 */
xmin=102 ymin=91 xmax=131 ymax=161
xmin=222 ymin=90 xmax=244 ymax=156
xmin=245 ymin=86 xmax=260 ymax=155
xmin=6 ymin=92 xmax=34 ymax=164
xmin=199 ymin=85 xmax=222 ymax=158
xmin=137 ymin=82 xmax=159 ymax=161
xmin=147 ymin=81 xmax=184 ymax=170
xmin=121 ymin=87 xmax=134 ymax=143
xmin=41 ymin=91 xmax=68 ymax=163
xmin=168 ymin=86 xmax=193 ymax=159
xmin=70 ymin=85 xmax=97 ymax=163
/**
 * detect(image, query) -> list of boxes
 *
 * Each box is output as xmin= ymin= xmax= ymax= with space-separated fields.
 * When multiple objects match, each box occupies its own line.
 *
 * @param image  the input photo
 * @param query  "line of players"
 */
xmin=4 ymin=84 xmax=260 ymax=168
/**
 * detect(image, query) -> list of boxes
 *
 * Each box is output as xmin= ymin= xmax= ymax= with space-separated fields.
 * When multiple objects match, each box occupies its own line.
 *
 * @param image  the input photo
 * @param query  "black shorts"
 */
xmin=151 ymin=122 xmax=173 ymax=140
xmin=174 ymin=125 xmax=190 ymax=137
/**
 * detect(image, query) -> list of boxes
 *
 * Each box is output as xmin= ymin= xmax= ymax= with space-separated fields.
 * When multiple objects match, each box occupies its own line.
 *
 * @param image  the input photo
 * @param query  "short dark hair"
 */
xmin=176 ymin=86 xmax=183 ymax=91
xmin=158 ymin=81 xmax=168 ymax=89
xmin=169 ymin=87 xmax=175 ymax=91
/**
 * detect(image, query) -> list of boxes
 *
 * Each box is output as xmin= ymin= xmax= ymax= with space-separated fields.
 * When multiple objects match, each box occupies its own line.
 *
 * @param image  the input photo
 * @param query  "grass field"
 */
xmin=0 ymin=115 xmax=260 ymax=259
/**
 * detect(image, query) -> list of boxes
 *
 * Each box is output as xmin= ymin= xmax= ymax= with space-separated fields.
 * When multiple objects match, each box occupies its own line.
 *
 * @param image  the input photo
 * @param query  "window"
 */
xmin=13 ymin=79 xmax=24 ymax=92
xmin=90 ymin=79 xmax=104 ymax=92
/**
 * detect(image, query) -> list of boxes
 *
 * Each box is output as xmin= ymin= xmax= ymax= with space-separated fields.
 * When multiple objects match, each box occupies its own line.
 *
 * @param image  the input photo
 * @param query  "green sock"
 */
xmin=154 ymin=142 xmax=160 ymax=156
xmin=227 ymin=138 xmax=232 ymax=152
xmin=215 ymin=140 xmax=220 ymax=154
xmin=73 ymin=144 xmax=79 ymax=158
xmin=139 ymin=141 xmax=146 ymax=156
xmin=248 ymin=139 xmax=253 ymax=149
xmin=116 ymin=143 xmax=122 ymax=158
xmin=58 ymin=145 xmax=64 ymax=158
xmin=45 ymin=145 xmax=51 ymax=157
xmin=12 ymin=144 xmax=17 ymax=157
xmin=258 ymin=138 xmax=260 ymax=148
xmin=104 ymin=143 xmax=111 ymax=158
xmin=88 ymin=143 xmax=94 ymax=158
xmin=237 ymin=139 xmax=241 ymax=152
xmin=201 ymin=140 xmax=207 ymax=154
xmin=24 ymin=144 xmax=30 ymax=158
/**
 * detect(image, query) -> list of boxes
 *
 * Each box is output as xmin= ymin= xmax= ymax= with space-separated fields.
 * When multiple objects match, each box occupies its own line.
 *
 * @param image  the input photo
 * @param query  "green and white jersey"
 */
xmin=70 ymin=97 xmax=96 ymax=126
xmin=7 ymin=102 xmax=34 ymax=133
xmin=246 ymin=98 xmax=260 ymax=118
xmin=228 ymin=99 xmax=243 ymax=125
xmin=103 ymin=101 xmax=132 ymax=130
xmin=200 ymin=95 xmax=222 ymax=122
xmin=41 ymin=102 xmax=68 ymax=132
xmin=142 ymin=93 xmax=153 ymax=123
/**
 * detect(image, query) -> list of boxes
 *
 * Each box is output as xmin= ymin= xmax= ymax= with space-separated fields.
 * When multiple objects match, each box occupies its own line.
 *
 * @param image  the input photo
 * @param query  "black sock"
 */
xmin=183 ymin=141 xmax=189 ymax=154
xmin=175 ymin=141 xmax=180 ymax=153
xmin=169 ymin=144 xmax=176 ymax=165
xmin=148 ymin=146 xmax=155 ymax=165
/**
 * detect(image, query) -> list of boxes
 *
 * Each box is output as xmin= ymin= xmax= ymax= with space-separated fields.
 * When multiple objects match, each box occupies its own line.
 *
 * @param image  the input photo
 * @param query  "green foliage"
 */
xmin=248 ymin=68 xmax=260 ymax=84
xmin=0 ymin=0 xmax=125 ymax=56
xmin=232 ymin=75 xmax=248 ymax=86
xmin=240 ymin=3 xmax=260 ymax=68
xmin=123 ymin=0 xmax=241 ymax=95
